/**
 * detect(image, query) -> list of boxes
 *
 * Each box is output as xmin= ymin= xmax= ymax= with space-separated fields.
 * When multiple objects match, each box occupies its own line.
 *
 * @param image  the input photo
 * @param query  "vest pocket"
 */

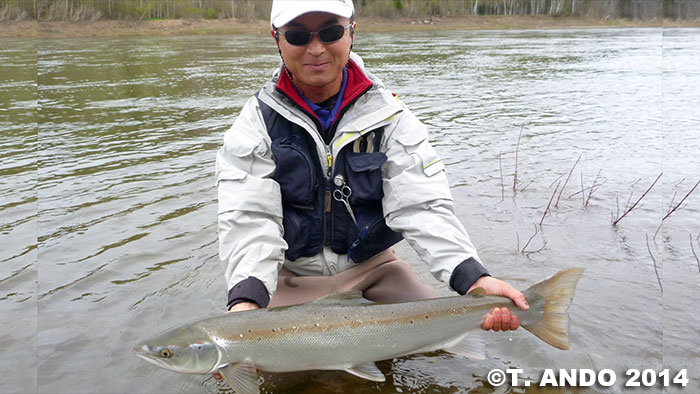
xmin=345 ymin=152 xmax=387 ymax=205
xmin=271 ymin=141 xmax=317 ymax=206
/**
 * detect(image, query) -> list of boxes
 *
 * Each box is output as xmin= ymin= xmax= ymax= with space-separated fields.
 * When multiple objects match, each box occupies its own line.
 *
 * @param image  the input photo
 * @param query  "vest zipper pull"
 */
xmin=327 ymin=154 xmax=333 ymax=178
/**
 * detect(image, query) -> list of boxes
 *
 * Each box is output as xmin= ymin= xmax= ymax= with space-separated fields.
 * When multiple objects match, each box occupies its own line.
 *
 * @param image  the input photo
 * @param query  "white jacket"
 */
xmin=216 ymin=53 xmax=485 ymax=305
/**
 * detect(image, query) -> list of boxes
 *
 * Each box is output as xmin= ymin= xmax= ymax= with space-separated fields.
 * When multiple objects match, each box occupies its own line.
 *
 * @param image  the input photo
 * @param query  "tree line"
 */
xmin=1 ymin=0 xmax=699 ymax=21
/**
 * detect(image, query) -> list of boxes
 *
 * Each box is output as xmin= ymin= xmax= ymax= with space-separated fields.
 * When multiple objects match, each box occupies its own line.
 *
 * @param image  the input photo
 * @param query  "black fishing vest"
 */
xmin=256 ymin=96 xmax=402 ymax=263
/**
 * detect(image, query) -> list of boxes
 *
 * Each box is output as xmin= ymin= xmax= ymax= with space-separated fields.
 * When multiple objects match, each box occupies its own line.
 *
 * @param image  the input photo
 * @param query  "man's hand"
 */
xmin=468 ymin=276 xmax=529 ymax=332
xmin=212 ymin=302 xmax=260 ymax=381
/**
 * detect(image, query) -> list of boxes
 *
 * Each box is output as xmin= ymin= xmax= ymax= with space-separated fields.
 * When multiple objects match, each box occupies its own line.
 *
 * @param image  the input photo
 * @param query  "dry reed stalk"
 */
xmin=540 ymin=180 xmax=560 ymax=226
xmin=646 ymin=234 xmax=662 ymax=292
xmin=555 ymin=154 xmax=581 ymax=207
xmin=613 ymin=172 xmax=662 ymax=226
xmin=513 ymin=125 xmax=523 ymax=195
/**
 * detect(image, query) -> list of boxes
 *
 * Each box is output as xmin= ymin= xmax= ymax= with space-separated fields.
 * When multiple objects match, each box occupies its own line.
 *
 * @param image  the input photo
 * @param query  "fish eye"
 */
xmin=159 ymin=348 xmax=172 ymax=358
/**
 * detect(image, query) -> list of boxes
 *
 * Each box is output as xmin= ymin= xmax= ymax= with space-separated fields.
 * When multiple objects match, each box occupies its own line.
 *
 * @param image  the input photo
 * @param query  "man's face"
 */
xmin=273 ymin=12 xmax=354 ymax=96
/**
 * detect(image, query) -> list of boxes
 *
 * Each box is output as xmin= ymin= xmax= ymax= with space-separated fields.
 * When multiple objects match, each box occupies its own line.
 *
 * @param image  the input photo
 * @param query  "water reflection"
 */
xmin=1 ymin=28 xmax=699 ymax=393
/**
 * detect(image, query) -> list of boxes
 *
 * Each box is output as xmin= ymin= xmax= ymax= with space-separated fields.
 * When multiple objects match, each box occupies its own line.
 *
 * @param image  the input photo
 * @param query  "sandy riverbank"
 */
xmin=1 ymin=16 xmax=698 ymax=39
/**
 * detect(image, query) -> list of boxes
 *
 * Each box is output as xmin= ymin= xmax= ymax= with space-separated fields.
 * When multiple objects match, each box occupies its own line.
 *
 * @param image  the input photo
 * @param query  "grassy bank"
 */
xmin=1 ymin=16 xmax=698 ymax=39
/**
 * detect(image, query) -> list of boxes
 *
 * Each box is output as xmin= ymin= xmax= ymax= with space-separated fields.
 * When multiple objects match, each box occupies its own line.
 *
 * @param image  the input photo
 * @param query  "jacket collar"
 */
xmin=275 ymin=59 xmax=373 ymax=129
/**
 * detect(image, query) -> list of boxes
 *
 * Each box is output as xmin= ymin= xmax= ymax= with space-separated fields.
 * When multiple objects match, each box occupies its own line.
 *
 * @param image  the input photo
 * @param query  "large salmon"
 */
xmin=134 ymin=268 xmax=583 ymax=393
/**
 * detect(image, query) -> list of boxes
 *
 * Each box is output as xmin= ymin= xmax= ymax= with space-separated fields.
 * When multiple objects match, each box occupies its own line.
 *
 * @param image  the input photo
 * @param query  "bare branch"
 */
xmin=555 ymin=154 xmax=581 ymax=207
xmin=624 ymin=190 xmax=634 ymax=212
xmin=646 ymin=234 xmax=662 ymax=292
xmin=585 ymin=169 xmax=602 ymax=208
xmin=666 ymin=191 xmax=678 ymax=215
xmin=581 ymin=172 xmax=585 ymax=208
xmin=513 ymin=125 xmax=523 ymax=195
xmin=662 ymin=179 xmax=700 ymax=221
xmin=613 ymin=173 xmax=662 ymax=226
xmin=690 ymin=233 xmax=699 ymax=274
xmin=524 ymin=237 xmax=547 ymax=256
xmin=540 ymin=180 xmax=560 ymax=226
xmin=521 ymin=224 xmax=539 ymax=253
xmin=498 ymin=151 xmax=504 ymax=201
xmin=570 ymin=179 xmax=607 ymax=199
xmin=630 ymin=178 xmax=642 ymax=188
xmin=520 ymin=180 xmax=535 ymax=192
xmin=549 ymin=172 xmax=565 ymax=188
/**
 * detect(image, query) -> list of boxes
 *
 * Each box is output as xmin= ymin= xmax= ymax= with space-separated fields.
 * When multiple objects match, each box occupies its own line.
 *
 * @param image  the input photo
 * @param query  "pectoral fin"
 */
xmin=345 ymin=362 xmax=386 ymax=382
xmin=443 ymin=332 xmax=486 ymax=360
xmin=218 ymin=362 xmax=259 ymax=394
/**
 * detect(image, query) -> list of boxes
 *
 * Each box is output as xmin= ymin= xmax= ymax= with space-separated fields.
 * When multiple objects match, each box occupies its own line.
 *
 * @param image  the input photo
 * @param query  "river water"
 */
xmin=1 ymin=27 xmax=699 ymax=393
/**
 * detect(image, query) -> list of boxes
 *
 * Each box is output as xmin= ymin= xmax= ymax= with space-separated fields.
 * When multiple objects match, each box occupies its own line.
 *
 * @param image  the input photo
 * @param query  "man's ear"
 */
xmin=270 ymin=28 xmax=279 ymax=42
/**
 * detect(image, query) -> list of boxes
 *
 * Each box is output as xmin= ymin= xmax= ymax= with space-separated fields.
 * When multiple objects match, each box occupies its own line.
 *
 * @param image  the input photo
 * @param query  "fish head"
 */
xmin=133 ymin=324 xmax=221 ymax=374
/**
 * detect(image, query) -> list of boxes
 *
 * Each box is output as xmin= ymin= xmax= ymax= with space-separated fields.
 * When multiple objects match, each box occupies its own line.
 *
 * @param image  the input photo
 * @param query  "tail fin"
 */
xmin=520 ymin=268 xmax=584 ymax=350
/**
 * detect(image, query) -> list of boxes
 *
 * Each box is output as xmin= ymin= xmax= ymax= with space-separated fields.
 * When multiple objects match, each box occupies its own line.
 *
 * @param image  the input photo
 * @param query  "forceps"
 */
xmin=332 ymin=175 xmax=357 ymax=224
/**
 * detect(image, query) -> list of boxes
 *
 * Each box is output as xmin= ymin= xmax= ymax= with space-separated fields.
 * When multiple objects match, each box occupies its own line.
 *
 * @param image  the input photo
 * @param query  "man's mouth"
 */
xmin=306 ymin=62 xmax=329 ymax=70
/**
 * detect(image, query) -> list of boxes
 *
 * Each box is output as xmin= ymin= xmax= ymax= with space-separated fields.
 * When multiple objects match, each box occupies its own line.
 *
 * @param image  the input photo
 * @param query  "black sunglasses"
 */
xmin=276 ymin=23 xmax=353 ymax=46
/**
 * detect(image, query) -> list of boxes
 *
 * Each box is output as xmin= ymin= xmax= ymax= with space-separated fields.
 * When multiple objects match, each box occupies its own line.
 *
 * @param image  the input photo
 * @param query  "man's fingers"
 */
xmin=482 ymin=314 xmax=494 ymax=330
xmin=510 ymin=313 xmax=520 ymax=330
xmin=501 ymin=307 xmax=511 ymax=331
xmin=492 ymin=308 xmax=502 ymax=331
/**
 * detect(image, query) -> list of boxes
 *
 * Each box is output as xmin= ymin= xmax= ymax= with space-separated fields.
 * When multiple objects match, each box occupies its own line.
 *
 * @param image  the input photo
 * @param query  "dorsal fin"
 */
xmin=312 ymin=290 xmax=374 ymax=306
xmin=467 ymin=287 xmax=487 ymax=297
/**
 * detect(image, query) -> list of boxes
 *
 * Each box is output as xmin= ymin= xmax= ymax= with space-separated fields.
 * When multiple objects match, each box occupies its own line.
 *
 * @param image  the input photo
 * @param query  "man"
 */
xmin=216 ymin=0 xmax=526 ymax=337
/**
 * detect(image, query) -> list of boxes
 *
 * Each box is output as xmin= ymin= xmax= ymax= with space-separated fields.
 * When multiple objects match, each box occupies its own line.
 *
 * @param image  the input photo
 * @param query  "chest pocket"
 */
xmin=271 ymin=135 xmax=317 ymax=206
xmin=343 ymin=129 xmax=386 ymax=206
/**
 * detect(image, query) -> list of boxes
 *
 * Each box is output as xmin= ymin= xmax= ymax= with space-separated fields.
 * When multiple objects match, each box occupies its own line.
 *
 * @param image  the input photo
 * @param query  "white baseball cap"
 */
xmin=270 ymin=0 xmax=355 ymax=28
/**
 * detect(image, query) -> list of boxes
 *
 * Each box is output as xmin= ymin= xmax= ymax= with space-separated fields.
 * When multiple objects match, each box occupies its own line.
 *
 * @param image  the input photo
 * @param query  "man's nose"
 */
xmin=306 ymin=34 xmax=325 ymax=55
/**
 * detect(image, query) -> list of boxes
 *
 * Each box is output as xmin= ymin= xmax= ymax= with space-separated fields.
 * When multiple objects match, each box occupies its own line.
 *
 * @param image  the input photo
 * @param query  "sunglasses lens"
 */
xmin=282 ymin=25 xmax=347 ymax=46
xmin=319 ymin=25 xmax=345 ymax=43
xmin=285 ymin=30 xmax=311 ymax=46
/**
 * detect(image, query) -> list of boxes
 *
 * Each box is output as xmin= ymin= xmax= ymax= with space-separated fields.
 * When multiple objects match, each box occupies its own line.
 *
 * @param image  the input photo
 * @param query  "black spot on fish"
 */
xmin=409 ymin=320 xmax=414 ymax=324
xmin=248 ymin=329 xmax=251 ymax=333
xmin=258 ymin=338 xmax=261 ymax=341
xmin=425 ymin=315 xmax=429 ymax=319
xmin=271 ymin=329 xmax=275 ymax=332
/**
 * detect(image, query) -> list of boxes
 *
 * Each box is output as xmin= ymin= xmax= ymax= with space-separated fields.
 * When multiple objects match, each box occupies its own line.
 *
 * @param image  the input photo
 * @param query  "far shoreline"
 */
xmin=1 ymin=16 xmax=699 ymax=39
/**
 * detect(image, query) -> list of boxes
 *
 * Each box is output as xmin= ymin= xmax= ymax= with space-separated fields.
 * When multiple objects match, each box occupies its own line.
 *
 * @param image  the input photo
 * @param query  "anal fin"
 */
xmin=218 ymin=361 xmax=260 ymax=394
xmin=442 ymin=332 xmax=486 ymax=360
xmin=345 ymin=362 xmax=386 ymax=382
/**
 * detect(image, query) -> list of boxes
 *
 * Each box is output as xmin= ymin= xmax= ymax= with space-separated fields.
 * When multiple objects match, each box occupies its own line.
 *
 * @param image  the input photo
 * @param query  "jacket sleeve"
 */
xmin=381 ymin=101 xmax=489 ymax=295
xmin=216 ymin=96 xmax=287 ymax=309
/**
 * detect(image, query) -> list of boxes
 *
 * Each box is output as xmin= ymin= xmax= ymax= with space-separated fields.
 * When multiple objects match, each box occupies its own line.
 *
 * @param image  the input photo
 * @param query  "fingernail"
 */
xmin=523 ymin=300 xmax=529 ymax=308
